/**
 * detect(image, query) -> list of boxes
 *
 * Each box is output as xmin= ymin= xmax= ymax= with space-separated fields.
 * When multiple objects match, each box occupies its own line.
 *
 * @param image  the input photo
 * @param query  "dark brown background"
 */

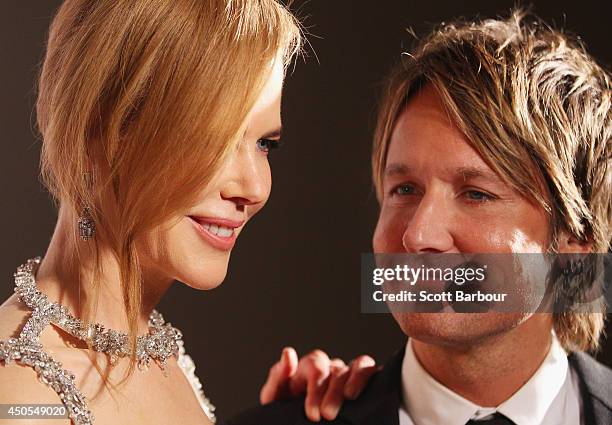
xmin=1 ymin=0 xmax=610 ymax=420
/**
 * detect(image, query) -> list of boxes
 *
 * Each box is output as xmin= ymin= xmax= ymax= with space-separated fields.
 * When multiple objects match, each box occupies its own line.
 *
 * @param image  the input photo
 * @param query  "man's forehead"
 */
xmin=400 ymin=84 xmax=453 ymax=124
xmin=384 ymin=162 xmax=505 ymax=183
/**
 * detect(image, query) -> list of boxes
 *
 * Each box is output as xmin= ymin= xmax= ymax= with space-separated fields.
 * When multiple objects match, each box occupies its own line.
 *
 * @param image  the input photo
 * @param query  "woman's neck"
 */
xmin=32 ymin=207 xmax=174 ymax=335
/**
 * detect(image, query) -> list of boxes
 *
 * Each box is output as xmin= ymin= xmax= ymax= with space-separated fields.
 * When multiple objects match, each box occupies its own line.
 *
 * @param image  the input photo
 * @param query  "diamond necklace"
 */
xmin=14 ymin=257 xmax=183 ymax=373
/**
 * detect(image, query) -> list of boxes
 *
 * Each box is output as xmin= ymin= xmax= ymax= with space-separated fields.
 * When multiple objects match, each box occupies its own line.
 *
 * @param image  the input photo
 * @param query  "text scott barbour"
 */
xmin=371 ymin=264 xmax=509 ymax=304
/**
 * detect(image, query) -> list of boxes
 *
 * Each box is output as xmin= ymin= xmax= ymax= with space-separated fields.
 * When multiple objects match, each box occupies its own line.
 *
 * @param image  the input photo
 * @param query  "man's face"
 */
xmin=372 ymin=84 xmax=551 ymax=346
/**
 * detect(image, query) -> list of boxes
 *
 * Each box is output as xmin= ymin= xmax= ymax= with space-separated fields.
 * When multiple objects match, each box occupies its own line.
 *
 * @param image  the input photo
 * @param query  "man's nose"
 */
xmin=402 ymin=188 xmax=454 ymax=253
xmin=219 ymin=144 xmax=269 ymax=208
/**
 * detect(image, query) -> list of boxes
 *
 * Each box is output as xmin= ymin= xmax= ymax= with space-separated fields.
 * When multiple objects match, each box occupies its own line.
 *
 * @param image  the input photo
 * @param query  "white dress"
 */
xmin=0 ymin=258 xmax=216 ymax=425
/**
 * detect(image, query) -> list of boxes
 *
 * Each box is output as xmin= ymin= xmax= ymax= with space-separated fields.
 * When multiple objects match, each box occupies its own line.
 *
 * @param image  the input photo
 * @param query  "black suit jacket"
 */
xmin=225 ymin=348 xmax=612 ymax=425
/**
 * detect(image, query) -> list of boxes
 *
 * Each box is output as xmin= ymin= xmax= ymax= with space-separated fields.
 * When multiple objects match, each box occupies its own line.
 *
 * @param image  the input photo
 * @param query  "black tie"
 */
xmin=466 ymin=412 xmax=516 ymax=425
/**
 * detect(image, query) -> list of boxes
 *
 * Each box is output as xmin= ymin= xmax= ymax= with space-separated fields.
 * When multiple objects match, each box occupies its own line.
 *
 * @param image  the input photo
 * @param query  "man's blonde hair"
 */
xmin=372 ymin=10 xmax=611 ymax=352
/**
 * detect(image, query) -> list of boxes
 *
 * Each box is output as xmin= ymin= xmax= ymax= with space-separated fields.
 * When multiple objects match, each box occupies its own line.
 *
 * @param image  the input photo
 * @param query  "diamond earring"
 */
xmin=78 ymin=172 xmax=96 ymax=241
xmin=78 ymin=206 xmax=95 ymax=241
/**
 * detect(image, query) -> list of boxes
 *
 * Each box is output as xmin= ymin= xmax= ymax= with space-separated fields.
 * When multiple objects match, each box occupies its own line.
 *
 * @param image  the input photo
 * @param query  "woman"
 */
xmin=0 ymin=1 xmax=373 ymax=424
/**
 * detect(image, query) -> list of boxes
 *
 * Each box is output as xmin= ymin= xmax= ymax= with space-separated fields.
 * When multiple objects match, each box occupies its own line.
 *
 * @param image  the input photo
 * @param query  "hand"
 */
xmin=260 ymin=347 xmax=377 ymax=422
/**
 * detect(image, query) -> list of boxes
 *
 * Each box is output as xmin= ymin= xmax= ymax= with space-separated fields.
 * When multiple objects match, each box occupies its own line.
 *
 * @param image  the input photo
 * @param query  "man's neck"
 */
xmin=411 ymin=314 xmax=554 ymax=407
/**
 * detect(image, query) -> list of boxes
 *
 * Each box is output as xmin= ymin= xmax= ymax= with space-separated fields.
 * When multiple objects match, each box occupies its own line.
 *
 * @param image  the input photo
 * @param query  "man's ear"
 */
xmin=556 ymin=229 xmax=593 ymax=253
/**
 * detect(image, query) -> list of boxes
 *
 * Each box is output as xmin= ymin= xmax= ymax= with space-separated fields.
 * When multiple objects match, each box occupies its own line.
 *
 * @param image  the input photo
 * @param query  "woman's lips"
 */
xmin=188 ymin=216 xmax=244 ymax=251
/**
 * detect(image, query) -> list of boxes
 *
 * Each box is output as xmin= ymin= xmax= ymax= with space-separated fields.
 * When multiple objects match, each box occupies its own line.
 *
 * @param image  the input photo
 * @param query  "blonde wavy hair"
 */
xmin=372 ymin=10 xmax=610 ymax=352
xmin=36 ymin=0 xmax=301 ymax=390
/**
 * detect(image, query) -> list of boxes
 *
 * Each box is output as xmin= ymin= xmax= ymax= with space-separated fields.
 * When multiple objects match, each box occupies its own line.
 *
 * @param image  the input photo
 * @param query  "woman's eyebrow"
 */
xmin=260 ymin=127 xmax=282 ymax=139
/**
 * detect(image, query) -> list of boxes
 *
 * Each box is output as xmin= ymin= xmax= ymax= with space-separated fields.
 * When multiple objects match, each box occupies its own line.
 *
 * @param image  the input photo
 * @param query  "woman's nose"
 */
xmin=219 ymin=143 xmax=270 ymax=209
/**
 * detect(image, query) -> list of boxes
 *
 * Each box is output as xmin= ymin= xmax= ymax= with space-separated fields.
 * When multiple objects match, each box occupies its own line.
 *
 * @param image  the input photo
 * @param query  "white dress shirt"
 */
xmin=398 ymin=334 xmax=582 ymax=425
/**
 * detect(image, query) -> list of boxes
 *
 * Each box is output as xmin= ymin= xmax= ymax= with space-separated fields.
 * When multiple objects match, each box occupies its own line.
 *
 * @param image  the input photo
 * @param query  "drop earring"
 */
xmin=78 ymin=172 xmax=95 ymax=241
xmin=78 ymin=206 xmax=95 ymax=241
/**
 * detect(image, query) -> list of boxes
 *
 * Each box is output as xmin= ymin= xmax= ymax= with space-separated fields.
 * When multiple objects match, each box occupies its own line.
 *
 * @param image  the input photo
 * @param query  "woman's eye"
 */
xmin=256 ymin=138 xmax=282 ymax=153
xmin=464 ymin=190 xmax=495 ymax=202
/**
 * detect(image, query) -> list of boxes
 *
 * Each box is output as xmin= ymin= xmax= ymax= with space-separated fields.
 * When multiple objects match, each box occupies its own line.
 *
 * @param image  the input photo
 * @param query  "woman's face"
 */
xmin=139 ymin=60 xmax=285 ymax=289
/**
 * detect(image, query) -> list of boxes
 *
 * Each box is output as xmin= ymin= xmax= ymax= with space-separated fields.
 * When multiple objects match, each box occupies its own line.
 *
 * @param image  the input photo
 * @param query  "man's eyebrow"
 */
xmin=260 ymin=127 xmax=282 ymax=139
xmin=383 ymin=163 xmax=504 ymax=183
xmin=384 ymin=163 xmax=411 ymax=177
xmin=454 ymin=166 xmax=504 ymax=183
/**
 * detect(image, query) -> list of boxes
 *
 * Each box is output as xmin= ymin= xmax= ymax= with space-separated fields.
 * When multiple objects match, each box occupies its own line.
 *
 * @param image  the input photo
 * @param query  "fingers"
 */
xmin=319 ymin=360 xmax=350 ymax=421
xmin=260 ymin=347 xmax=299 ymax=404
xmin=343 ymin=355 xmax=377 ymax=400
xmin=261 ymin=349 xmax=377 ymax=423
xmin=319 ymin=356 xmax=376 ymax=420
xmin=292 ymin=349 xmax=333 ymax=422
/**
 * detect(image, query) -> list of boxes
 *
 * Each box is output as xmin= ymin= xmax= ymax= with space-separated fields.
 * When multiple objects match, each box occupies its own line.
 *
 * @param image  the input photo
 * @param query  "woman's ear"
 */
xmin=556 ymin=230 xmax=593 ymax=253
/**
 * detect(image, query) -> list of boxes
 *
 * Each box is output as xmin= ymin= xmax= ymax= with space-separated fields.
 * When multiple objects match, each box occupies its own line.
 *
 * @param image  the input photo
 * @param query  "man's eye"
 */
xmin=464 ymin=190 xmax=495 ymax=202
xmin=391 ymin=184 xmax=415 ymax=196
xmin=256 ymin=138 xmax=283 ymax=153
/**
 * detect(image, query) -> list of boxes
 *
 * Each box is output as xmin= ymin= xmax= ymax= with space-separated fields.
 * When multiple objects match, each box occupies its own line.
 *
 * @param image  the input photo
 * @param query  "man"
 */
xmin=227 ymin=10 xmax=612 ymax=425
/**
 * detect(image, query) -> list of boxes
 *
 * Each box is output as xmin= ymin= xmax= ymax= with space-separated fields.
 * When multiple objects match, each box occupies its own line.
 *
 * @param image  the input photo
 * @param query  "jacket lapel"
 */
xmin=304 ymin=346 xmax=612 ymax=425
xmin=336 ymin=346 xmax=405 ymax=425
xmin=568 ymin=351 xmax=612 ymax=425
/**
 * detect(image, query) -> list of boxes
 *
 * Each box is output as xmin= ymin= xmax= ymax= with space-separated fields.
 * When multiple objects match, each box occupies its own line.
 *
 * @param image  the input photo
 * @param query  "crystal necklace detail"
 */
xmin=14 ymin=257 xmax=183 ymax=373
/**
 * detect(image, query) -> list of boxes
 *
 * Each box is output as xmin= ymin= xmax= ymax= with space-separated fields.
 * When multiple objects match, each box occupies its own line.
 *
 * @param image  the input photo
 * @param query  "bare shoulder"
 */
xmin=0 ymin=295 xmax=67 ymax=408
xmin=0 ymin=363 xmax=70 ymax=425
xmin=0 ymin=388 xmax=70 ymax=425
xmin=0 ymin=293 xmax=31 ymax=341
xmin=0 ymin=360 xmax=65 ymax=404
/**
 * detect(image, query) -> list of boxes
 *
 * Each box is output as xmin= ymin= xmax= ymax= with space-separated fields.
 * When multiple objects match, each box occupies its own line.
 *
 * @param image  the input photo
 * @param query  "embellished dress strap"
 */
xmin=176 ymin=339 xmax=217 ymax=423
xmin=1 ymin=257 xmax=217 ymax=425
xmin=0 ymin=311 xmax=94 ymax=425
xmin=0 ymin=258 xmax=94 ymax=424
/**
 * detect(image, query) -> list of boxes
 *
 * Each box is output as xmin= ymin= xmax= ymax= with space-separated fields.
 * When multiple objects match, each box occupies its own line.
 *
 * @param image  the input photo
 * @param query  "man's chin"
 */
xmin=392 ymin=311 xmax=530 ymax=347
